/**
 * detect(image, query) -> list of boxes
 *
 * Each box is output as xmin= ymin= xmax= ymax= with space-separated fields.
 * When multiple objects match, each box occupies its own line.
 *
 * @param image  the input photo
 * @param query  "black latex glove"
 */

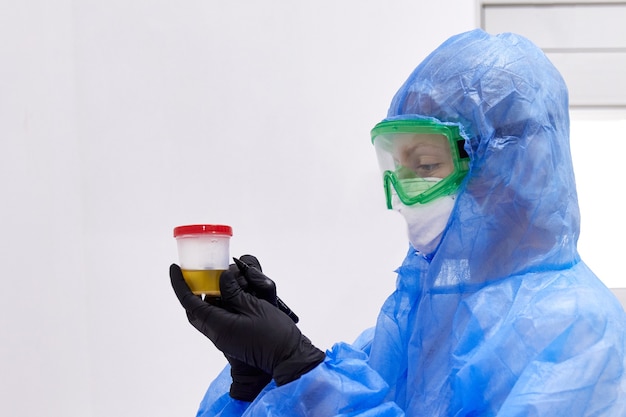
xmin=232 ymin=256 xmax=299 ymax=324
xmin=231 ymin=255 xmax=278 ymax=307
xmin=170 ymin=262 xmax=325 ymax=388
xmin=179 ymin=255 xmax=275 ymax=401
xmin=225 ymin=255 xmax=273 ymax=401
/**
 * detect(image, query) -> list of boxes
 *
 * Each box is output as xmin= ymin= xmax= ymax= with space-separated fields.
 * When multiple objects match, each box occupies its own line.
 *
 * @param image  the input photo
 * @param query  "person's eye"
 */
xmin=415 ymin=163 xmax=442 ymax=176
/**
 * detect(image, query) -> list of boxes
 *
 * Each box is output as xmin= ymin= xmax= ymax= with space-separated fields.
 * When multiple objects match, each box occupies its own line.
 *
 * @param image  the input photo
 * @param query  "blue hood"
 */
xmin=388 ymin=29 xmax=578 ymax=286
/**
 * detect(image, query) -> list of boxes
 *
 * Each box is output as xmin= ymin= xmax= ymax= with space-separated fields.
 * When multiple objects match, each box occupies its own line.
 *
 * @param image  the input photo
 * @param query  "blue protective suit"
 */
xmin=196 ymin=29 xmax=626 ymax=416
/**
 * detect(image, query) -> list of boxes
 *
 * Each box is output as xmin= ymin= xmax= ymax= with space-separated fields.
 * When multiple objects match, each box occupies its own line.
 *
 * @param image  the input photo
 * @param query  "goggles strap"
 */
xmin=456 ymin=139 xmax=469 ymax=159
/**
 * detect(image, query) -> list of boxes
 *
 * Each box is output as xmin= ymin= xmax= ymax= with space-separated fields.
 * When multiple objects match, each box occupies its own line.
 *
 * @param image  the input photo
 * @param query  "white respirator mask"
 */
xmin=392 ymin=188 xmax=456 ymax=255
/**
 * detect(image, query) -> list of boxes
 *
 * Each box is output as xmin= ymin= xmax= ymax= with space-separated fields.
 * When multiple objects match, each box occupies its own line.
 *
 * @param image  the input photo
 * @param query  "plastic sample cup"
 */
xmin=173 ymin=224 xmax=233 ymax=297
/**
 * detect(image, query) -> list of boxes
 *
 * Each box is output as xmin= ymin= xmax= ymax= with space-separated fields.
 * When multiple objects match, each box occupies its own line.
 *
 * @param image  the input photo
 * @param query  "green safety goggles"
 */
xmin=371 ymin=118 xmax=470 ymax=209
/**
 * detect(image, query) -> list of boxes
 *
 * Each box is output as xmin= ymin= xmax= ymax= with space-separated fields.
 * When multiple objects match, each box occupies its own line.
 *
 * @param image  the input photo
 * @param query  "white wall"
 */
xmin=0 ymin=2 xmax=92 ymax=416
xmin=570 ymin=110 xmax=626 ymax=288
xmin=2 ymin=2 xmax=621 ymax=417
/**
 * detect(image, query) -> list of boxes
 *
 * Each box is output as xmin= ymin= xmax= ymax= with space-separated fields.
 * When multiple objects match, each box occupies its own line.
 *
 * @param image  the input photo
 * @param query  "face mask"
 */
xmin=393 ymin=191 xmax=456 ymax=255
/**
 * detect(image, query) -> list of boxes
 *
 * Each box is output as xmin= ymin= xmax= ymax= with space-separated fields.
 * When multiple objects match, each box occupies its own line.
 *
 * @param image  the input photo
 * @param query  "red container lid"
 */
xmin=173 ymin=224 xmax=233 ymax=237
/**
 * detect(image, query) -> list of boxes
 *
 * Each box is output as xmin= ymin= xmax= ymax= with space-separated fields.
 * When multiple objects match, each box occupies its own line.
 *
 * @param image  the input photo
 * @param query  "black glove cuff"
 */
xmin=229 ymin=372 xmax=272 ymax=402
xmin=273 ymin=337 xmax=326 ymax=386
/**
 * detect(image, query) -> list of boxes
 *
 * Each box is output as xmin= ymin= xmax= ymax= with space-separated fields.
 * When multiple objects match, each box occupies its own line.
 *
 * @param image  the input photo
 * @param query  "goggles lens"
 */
xmin=371 ymin=119 xmax=469 ymax=209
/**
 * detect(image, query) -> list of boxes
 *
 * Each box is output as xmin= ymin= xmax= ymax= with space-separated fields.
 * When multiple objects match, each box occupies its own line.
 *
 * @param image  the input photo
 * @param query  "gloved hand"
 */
xmin=223 ymin=255 xmax=273 ymax=402
xmin=176 ymin=255 xmax=277 ymax=401
xmin=170 ymin=260 xmax=325 ymax=390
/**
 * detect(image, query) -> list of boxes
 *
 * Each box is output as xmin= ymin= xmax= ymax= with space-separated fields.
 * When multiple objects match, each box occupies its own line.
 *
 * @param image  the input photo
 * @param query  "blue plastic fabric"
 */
xmin=195 ymin=29 xmax=626 ymax=416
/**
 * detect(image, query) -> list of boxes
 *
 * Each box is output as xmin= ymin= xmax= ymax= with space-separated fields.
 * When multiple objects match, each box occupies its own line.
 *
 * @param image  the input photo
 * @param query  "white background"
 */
xmin=1 ymin=1 xmax=624 ymax=416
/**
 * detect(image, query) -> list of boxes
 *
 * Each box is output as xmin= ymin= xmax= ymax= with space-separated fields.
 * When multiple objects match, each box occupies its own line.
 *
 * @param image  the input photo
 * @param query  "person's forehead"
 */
xmin=392 ymin=133 xmax=450 ymax=152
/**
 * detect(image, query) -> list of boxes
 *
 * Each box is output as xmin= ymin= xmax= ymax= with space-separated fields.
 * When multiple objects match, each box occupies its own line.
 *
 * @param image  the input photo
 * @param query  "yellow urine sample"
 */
xmin=181 ymin=269 xmax=224 ymax=296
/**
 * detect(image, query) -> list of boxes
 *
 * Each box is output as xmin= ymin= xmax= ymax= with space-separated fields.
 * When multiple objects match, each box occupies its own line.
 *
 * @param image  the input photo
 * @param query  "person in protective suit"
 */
xmin=170 ymin=29 xmax=626 ymax=416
